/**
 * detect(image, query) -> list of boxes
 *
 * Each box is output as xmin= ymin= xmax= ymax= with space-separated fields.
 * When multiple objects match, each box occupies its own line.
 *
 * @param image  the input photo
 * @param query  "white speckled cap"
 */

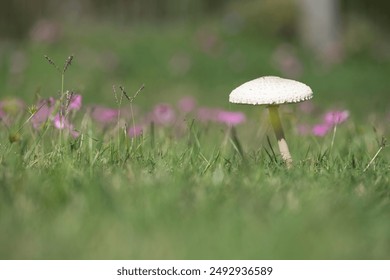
xmin=229 ymin=76 xmax=313 ymax=105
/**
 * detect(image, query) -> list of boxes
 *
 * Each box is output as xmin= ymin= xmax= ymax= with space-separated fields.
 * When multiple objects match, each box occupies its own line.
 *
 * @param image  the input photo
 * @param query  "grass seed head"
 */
xmin=44 ymin=55 xmax=60 ymax=73
xmin=119 ymin=85 xmax=131 ymax=101
xmin=63 ymin=55 xmax=74 ymax=73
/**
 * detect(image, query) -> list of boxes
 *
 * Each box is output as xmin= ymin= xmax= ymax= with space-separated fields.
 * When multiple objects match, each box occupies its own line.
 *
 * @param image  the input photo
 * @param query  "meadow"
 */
xmin=0 ymin=19 xmax=389 ymax=259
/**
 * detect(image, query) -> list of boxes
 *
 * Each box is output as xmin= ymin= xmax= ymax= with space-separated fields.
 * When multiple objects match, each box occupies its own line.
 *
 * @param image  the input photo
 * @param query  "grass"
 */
xmin=0 ymin=19 xmax=389 ymax=259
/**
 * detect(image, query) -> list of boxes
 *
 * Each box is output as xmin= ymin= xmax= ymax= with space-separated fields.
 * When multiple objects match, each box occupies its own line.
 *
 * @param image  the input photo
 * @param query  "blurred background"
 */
xmin=1 ymin=1 xmax=389 ymax=261
xmin=0 ymin=0 xmax=389 ymax=116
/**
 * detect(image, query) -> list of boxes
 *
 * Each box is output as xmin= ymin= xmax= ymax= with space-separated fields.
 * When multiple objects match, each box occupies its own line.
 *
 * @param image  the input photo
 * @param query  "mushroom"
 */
xmin=229 ymin=76 xmax=313 ymax=168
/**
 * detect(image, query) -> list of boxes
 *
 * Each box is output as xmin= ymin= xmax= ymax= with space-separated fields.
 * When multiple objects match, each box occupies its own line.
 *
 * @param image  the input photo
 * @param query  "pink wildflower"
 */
xmin=324 ymin=110 xmax=349 ymax=125
xmin=67 ymin=94 xmax=82 ymax=111
xmin=53 ymin=114 xmax=69 ymax=130
xmin=152 ymin=104 xmax=176 ymax=125
xmin=53 ymin=114 xmax=79 ymax=138
xmin=91 ymin=106 xmax=119 ymax=124
xmin=217 ymin=110 xmax=246 ymax=126
xmin=311 ymin=110 xmax=349 ymax=137
xmin=30 ymin=98 xmax=55 ymax=129
xmin=196 ymin=107 xmax=220 ymax=123
xmin=127 ymin=125 xmax=143 ymax=138
xmin=177 ymin=96 xmax=196 ymax=113
xmin=312 ymin=123 xmax=331 ymax=137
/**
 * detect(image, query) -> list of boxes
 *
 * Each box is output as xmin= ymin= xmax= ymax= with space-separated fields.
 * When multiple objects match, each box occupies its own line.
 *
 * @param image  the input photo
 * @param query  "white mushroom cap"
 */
xmin=229 ymin=76 xmax=313 ymax=105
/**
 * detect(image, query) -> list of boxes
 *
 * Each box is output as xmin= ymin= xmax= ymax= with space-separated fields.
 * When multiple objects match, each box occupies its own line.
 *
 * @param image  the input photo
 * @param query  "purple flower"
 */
xmin=152 ymin=103 xmax=176 ymax=125
xmin=29 ymin=97 xmax=81 ymax=137
xmin=312 ymin=123 xmax=331 ymax=137
xmin=177 ymin=96 xmax=196 ymax=113
xmin=216 ymin=110 xmax=246 ymax=126
xmin=310 ymin=109 xmax=349 ymax=137
xmin=127 ymin=125 xmax=143 ymax=138
xmin=53 ymin=114 xmax=68 ymax=130
xmin=30 ymin=98 xmax=55 ymax=129
xmin=53 ymin=114 xmax=79 ymax=138
xmin=91 ymin=106 xmax=119 ymax=124
xmin=67 ymin=94 xmax=82 ymax=111
xmin=324 ymin=110 xmax=349 ymax=125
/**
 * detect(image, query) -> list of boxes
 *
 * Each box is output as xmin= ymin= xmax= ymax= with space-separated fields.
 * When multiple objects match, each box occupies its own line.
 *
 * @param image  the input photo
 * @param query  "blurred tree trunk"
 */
xmin=0 ymin=0 xmax=47 ymax=38
xmin=297 ymin=0 xmax=341 ymax=55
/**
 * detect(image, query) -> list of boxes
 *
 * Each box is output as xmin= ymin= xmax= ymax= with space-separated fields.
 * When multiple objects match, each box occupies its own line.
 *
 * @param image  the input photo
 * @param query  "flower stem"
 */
xmin=59 ymin=72 xmax=65 ymax=148
xmin=330 ymin=123 xmax=337 ymax=152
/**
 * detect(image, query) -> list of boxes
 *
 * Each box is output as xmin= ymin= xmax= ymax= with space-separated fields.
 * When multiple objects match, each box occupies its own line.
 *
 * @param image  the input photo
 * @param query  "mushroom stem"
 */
xmin=268 ymin=105 xmax=292 ymax=168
